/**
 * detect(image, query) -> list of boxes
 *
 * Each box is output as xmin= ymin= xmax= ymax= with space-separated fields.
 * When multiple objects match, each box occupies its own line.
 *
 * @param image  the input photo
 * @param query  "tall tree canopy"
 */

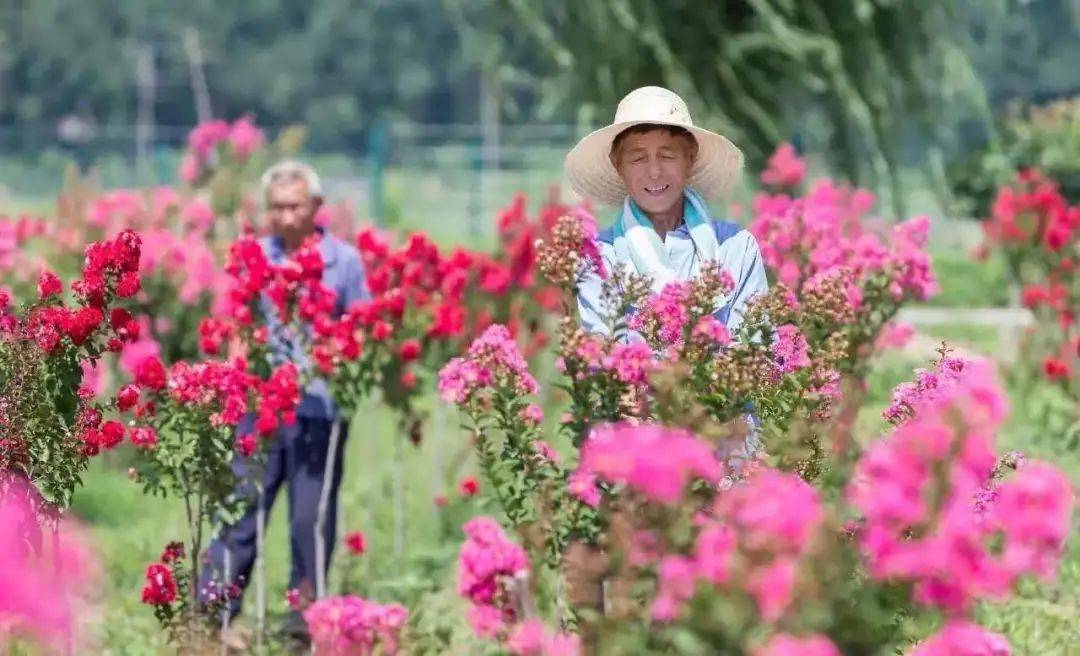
xmin=448 ymin=0 xmax=1002 ymax=213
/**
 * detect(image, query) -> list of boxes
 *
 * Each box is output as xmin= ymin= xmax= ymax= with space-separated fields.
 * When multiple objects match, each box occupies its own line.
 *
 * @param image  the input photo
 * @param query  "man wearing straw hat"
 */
xmin=565 ymin=85 xmax=768 ymax=464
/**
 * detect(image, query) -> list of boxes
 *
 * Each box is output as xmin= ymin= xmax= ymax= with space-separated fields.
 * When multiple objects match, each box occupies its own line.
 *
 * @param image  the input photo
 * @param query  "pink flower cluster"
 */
xmin=771 ymin=324 xmax=810 ymax=374
xmin=438 ymin=324 xmax=538 ymax=405
xmin=139 ymin=227 xmax=226 ymax=306
xmin=302 ymin=594 xmax=408 ymax=655
xmin=651 ymin=468 xmax=824 ymax=622
xmin=875 ymin=321 xmax=915 ymax=351
xmin=120 ymin=355 xmax=298 ymax=446
xmin=456 ymin=516 xmax=531 ymax=638
xmin=750 ymin=148 xmax=938 ymax=305
xmin=626 ymin=270 xmax=736 ymax=349
xmin=88 ymin=187 xmax=215 ymax=234
xmin=179 ymin=115 xmax=265 ymax=184
xmin=601 ymin=341 xmax=656 ymax=385
xmin=759 ymin=143 xmax=807 ymax=190
xmin=883 ymin=355 xmax=974 ymax=425
xmin=0 ymin=476 xmax=98 ymax=648
xmin=1 ymin=215 xmax=50 ymax=280
xmin=850 ymin=371 xmax=1073 ymax=614
xmin=569 ymin=423 xmax=722 ymax=508
xmin=907 ymin=620 xmax=1011 ymax=656
xmin=505 ymin=619 xmax=581 ymax=656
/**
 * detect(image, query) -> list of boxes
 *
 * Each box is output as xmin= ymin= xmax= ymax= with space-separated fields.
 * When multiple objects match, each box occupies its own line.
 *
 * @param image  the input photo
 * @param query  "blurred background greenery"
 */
xmin=1 ymin=0 xmax=1077 ymax=234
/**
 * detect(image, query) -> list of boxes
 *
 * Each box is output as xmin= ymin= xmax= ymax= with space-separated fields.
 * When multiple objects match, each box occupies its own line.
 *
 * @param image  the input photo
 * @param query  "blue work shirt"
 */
xmin=576 ymin=218 xmax=769 ymax=340
xmin=259 ymin=228 xmax=370 ymax=418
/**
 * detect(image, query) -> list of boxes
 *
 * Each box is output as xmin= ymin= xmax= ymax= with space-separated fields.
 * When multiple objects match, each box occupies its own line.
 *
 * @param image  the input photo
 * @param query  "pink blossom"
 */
xmin=303 ymin=595 xmax=408 ymax=655
xmin=628 ymin=280 xmax=692 ymax=346
xmin=907 ymin=621 xmax=1011 ymax=656
xmin=522 ymin=403 xmax=544 ymax=425
xmin=437 ymin=357 xmax=492 ymax=404
xmin=457 ymin=517 xmax=530 ymax=638
xmin=693 ymin=523 xmax=736 ymax=584
xmin=771 ymin=324 xmax=810 ymax=373
xmin=532 ymin=440 xmax=560 ymax=463
xmin=506 ymin=619 xmax=581 ymax=656
xmin=119 ymin=325 xmax=161 ymax=376
xmin=438 ymin=324 xmax=537 ymax=405
xmin=650 ymin=555 xmax=697 ymax=621
xmin=567 ymin=470 xmax=601 ymax=508
xmin=849 ymin=372 xmax=1070 ymax=614
xmin=602 ymin=341 xmax=655 ymax=385
xmin=987 ymin=462 xmax=1074 ymax=581
xmin=692 ymin=315 xmax=731 ymax=346
xmin=574 ymin=423 xmax=722 ymax=505
xmin=749 ymin=178 xmax=938 ymax=311
xmin=882 ymin=356 xmax=981 ymax=425
xmin=80 ymin=358 xmax=109 ymax=399
xmin=716 ymin=468 xmax=824 ymax=553
xmin=179 ymin=153 xmax=201 ymax=184
xmin=187 ymin=119 xmax=231 ymax=161
xmin=0 ymin=477 xmax=98 ymax=648
xmin=876 ymin=321 xmax=915 ymax=350
xmin=746 ymin=558 xmax=797 ymax=622
xmin=180 ymin=200 xmax=215 ymax=232
xmin=760 ymin=143 xmax=806 ymax=189
xmin=228 ymin=115 xmax=265 ymax=160
xmin=754 ymin=633 xmax=841 ymax=656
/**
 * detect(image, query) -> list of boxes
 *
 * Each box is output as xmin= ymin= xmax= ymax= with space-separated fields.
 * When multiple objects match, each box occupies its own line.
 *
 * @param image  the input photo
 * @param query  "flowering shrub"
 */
xmin=433 ymin=165 xmax=1072 ymax=652
xmin=122 ymin=354 xmax=299 ymax=606
xmin=440 ymin=334 xmax=1072 ymax=652
xmin=749 ymin=145 xmax=938 ymax=384
xmin=981 ymin=172 xmax=1080 ymax=400
xmin=0 ymin=230 xmax=144 ymax=508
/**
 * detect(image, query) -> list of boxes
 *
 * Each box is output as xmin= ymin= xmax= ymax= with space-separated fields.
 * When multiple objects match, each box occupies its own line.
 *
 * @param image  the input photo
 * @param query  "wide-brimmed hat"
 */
xmin=564 ymin=86 xmax=744 ymax=205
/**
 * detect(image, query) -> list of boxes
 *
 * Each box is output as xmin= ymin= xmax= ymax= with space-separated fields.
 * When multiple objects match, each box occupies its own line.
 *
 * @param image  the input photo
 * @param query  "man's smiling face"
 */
xmin=612 ymin=128 xmax=695 ymax=217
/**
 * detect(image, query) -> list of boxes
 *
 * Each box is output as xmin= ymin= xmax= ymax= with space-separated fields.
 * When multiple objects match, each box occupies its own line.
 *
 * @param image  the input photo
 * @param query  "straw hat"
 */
xmin=564 ymin=86 xmax=744 ymax=205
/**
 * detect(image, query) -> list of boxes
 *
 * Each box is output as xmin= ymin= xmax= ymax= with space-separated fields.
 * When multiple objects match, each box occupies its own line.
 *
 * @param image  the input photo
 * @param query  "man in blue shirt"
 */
xmin=565 ymin=86 xmax=768 ymax=472
xmin=200 ymin=161 xmax=369 ymax=637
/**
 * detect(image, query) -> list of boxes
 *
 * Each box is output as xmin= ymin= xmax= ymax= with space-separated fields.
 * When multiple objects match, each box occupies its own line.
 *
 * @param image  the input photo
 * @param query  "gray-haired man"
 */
xmin=200 ymin=161 xmax=369 ymax=641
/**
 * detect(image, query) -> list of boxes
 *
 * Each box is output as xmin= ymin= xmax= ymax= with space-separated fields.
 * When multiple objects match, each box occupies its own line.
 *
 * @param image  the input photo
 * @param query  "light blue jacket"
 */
xmin=576 ymin=218 xmax=769 ymax=340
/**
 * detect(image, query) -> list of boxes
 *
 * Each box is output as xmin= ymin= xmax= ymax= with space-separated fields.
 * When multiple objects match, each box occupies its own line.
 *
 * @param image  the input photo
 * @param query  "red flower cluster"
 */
xmin=13 ymin=230 xmax=144 ymax=356
xmin=982 ymin=169 xmax=1079 ymax=251
xmin=120 ymin=356 xmax=299 ymax=449
xmin=983 ymin=171 xmax=1080 ymax=386
xmin=140 ymin=562 xmax=178 ymax=606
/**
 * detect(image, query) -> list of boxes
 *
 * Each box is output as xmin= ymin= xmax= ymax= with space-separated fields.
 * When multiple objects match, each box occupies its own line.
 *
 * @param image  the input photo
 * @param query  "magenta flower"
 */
xmin=456 ymin=517 xmax=530 ymax=638
xmin=907 ymin=621 xmax=1010 ymax=656
xmin=303 ymin=595 xmax=408 ymax=655
xmin=771 ymin=324 xmax=810 ymax=374
xmin=760 ymin=143 xmax=807 ymax=190
xmin=573 ymin=423 xmax=722 ymax=506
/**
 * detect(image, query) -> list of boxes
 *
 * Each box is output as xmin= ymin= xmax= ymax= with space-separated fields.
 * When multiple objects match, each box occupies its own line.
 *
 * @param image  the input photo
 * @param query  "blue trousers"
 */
xmin=200 ymin=415 xmax=348 ymax=615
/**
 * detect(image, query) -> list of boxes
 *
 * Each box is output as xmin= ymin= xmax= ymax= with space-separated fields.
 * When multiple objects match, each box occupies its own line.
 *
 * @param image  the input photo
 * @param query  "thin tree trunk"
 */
xmin=393 ymin=424 xmax=405 ymax=558
xmin=314 ymin=421 xmax=342 ymax=598
xmin=255 ymin=488 xmax=266 ymax=650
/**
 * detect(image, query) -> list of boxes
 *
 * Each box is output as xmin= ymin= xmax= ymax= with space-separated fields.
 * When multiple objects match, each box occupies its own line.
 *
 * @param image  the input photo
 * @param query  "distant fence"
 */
xmin=1 ymin=121 xmax=975 ymax=247
xmin=0 ymin=122 xmax=586 ymax=243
